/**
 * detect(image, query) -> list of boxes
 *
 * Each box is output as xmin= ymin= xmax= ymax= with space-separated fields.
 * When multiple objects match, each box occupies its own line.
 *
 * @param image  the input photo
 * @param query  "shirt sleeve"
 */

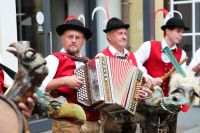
xmin=135 ymin=41 xmax=152 ymax=79
xmin=189 ymin=48 xmax=200 ymax=69
xmin=135 ymin=41 xmax=151 ymax=64
xmin=180 ymin=49 xmax=187 ymax=69
xmin=95 ymin=53 xmax=105 ymax=58
xmin=38 ymin=55 xmax=59 ymax=92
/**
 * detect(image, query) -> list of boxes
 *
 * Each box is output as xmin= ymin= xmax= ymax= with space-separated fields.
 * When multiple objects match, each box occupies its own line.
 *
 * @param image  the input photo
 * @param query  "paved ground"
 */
xmin=177 ymin=106 xmax=200 ymax=133
xmin=40 ymin=107 xmax=200 ymax=133
xmin=136 ymin=106 xmax=200 ymax=133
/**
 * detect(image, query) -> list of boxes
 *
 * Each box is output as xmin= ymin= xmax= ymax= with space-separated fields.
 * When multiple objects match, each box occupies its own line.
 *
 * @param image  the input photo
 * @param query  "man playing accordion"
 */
xmin=96 ymin=17 xmax=152 ymax=133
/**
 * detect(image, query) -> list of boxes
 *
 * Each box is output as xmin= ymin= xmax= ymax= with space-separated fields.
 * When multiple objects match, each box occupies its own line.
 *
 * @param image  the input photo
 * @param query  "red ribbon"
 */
xmin=153 ymin=8 xmax=169 ymax=17
xmin=64 ymin=16 xmax=77 ymax=24
xmin=106 ymin=0 xmax=110 ymax=20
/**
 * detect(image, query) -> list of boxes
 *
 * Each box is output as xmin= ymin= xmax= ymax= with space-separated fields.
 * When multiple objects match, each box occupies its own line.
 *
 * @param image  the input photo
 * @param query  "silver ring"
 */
xmin=144 ymin=92 xmax=148 ymax=97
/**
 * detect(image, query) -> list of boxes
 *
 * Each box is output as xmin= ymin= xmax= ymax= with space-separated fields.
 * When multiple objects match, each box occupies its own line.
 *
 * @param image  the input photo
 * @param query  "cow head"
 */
xmin=168 ymin=68 xmax=200 ymax=111
xmin=144 ymin=68 xmax=200 ymax=113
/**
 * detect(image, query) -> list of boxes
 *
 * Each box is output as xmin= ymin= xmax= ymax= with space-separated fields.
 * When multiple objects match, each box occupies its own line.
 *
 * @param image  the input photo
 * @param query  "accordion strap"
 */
xmin=65 ymin=53 xmax=91 ymax=63
xmin=51 ymin=89 xmax=95 ymax=111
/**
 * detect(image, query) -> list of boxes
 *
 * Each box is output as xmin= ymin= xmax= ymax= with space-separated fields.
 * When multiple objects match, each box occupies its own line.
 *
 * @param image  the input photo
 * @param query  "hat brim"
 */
xmin=161 ymin=25 xmax=189 ymax=31
xmin=56 ymin=24 xmax=92 ymax=40
xmin=103 ymin=24 xmax=129 ymax=33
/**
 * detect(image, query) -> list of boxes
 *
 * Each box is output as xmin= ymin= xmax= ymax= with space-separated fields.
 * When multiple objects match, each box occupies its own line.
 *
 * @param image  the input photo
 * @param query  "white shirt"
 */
xmin=38 ymin=48 xmax=84 ymax=92
xmin=135 ymin=39 xmax=187 ymax=79
xmin=96 ymin=45 xmax=146 ymax=76
xmin=96 ymin=45 xmax=129 ymax=57
xmin=189 ymin=48 xmax=200 ymax=68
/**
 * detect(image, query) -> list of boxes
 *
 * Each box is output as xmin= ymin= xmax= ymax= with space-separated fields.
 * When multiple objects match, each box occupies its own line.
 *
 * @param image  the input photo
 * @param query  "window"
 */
xmin=16 ymin=0 xmax=45 ymax=56
xmin=170 ymin=0 xmax=200 ymax=63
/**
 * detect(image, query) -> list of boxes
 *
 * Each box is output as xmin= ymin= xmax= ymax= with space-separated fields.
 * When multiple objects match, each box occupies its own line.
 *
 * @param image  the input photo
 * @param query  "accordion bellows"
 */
xmin=75 ymin=56 xmax=143 ymax=115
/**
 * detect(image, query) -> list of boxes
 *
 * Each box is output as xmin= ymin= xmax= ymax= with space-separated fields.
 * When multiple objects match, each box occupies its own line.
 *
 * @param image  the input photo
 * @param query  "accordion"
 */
xmin=74 ymin=56 xmax=143 ymax=115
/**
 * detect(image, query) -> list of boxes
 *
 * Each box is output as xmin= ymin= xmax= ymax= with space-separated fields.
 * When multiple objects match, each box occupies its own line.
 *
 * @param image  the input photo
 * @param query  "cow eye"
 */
xmin=172 ymin=87 xmax=184 ymax=95
xmin=178 ymin=88 xmax=185 ymax=94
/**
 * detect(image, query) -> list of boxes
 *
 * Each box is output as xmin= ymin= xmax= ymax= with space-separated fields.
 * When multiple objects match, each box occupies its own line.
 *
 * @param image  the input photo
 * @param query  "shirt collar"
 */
xmin=60 ymin=48 xmax=84 ymax=68
xmin=108 ymin=45 xmax=129 ymax=57
xmin=60 ymin=48 xmax=81 ymax=57
xmin=161 ymin=39 xmax=177 ymax=51
xmin=60 ymin=48 xmax=66 ymax=52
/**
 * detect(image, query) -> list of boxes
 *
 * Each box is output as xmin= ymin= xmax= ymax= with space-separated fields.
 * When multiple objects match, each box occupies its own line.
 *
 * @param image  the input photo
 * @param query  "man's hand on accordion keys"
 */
xmin=135 ymin=85 xmax=153 ymax=100
xmin=63 ymin=75 xmax=83 ymax=90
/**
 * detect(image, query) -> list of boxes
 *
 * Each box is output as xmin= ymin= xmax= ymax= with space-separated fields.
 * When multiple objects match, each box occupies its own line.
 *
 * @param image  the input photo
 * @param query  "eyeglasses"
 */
xmin=65 ymin=35 xmax=84 ymax=41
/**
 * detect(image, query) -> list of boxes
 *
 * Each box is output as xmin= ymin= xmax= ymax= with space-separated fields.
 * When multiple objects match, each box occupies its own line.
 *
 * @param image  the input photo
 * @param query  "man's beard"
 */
xmin=67 ymin=46 xmax=79 ymax=56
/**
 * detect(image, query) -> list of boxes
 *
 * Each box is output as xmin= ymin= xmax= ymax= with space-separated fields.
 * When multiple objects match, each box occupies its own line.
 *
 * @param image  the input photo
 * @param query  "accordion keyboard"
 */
xmin=74 ymin=56 xmax=144 ymax=113
xmin=75 ymin=69 xmax=88 ymax=101
xmin=129 ymin=70 xmax=143 ymax=113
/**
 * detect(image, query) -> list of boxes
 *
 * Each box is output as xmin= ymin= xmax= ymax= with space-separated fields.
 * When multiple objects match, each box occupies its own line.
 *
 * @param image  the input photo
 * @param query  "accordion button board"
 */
xmin=75 ymin=65 xmax=92 ymax=106
xmin=75 ymin=56 xmax=144 ymax=115
xmin=76 ymin=69 xmax=88 ymax=101
xmin=126 ymin=70 xmax=143 ymax=115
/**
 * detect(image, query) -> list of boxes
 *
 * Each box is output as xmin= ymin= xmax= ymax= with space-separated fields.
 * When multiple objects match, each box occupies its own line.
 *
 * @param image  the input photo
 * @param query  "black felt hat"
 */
xmin=56 ymin=19 xmax=92 ymax=40
xmin=161 ymin=17 xmax=189 ymax=31
xmin=103 ymin=17 xmax=129 ymax=33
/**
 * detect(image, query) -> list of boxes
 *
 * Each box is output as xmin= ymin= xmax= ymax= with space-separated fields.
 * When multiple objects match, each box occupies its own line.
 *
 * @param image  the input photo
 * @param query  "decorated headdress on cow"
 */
xmin=56 ymin=16 xmax=92 ymax=40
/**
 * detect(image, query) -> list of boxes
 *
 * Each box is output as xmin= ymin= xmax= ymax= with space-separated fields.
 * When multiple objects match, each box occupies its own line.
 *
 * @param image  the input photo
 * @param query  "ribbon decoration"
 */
xmin=78 ymin=14 xmax=85 ymax=26
xmin=92 ymin=7 xmax=108 ymax=21
xmin=64 ymin=16 xmax=77 ymax=24
xmin=105 ymin=0 xmax=110 ymax=20
xmin=153 ymin=8 xmax=169 ymax=17
xmin=163 ymin=46 xmax=186 ymax=77
xmin=92 ymin=0 xmax=110 ymax=21
xmin=164 ymin=10 xmax=183 ymax=24
xmin=63 ymin=15 xmax=85 ymax=27
xmin=152 ymin=8 xmax=169 ymax=40
xmin=153 ymin=8 xmax=183 ymax=25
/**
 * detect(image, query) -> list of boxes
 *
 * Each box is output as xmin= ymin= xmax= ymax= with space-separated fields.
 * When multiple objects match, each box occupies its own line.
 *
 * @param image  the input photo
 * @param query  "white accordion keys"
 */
xmin=75 ymin=69 xmax=88 ymax=101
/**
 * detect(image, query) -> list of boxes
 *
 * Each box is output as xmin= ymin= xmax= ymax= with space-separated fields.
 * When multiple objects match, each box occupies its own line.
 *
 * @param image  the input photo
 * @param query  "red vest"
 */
xmin=144 ymin=41 xmax=182 ymax=96
xmin=51 ymin=52 xmax=99 ymax=121
xmin=100 ymin=47 xmax=138 ymax=66
xmin=0 ymin=68 xmax=4 ymax=94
